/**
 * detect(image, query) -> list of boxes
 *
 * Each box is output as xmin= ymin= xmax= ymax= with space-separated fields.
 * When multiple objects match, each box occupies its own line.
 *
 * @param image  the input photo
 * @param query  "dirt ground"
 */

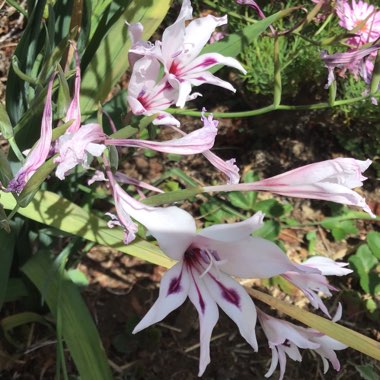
xmin=1 ymin=2 xmax=380 ymax=380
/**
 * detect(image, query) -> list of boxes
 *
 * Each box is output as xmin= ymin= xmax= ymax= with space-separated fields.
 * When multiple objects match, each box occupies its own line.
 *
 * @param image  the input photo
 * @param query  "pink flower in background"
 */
xmin=55 ymin=123 xmax=106 ymax=180
xmin=106 ymin=111 xmax=218 ymax=155
xmin=236 ymin=0 xmax=267 ymax=21
xmin=127 ymin=56 xmax=180 ymax=126
xmin=129 ymin=0 xmax=247 ymax=108
xmin=167 ymin=113 xmax=241 ymax=184
xmin=105 ymin=182 xmax=139 ymax=244
xmin=336 ymin=0 xmax=380 ymax=46
xmin=54 ymin=46 xmax=106 ymax=179
xmin=204 ymin=158 xmax=375 ymax=217
xmin=120 ymin=203 xmax=318 ymax=375
xmin=7 ymin=79 xmax=54 ymax=194
xmin=321 ymin=44 xmax=380 ymax=87
xmin=202 ymin=151 xmax=240 ymax=184
xmin=257 ymin=306 xmax=347 ymax=380
xmin=209 ymin=31 xmax=225 ymax=44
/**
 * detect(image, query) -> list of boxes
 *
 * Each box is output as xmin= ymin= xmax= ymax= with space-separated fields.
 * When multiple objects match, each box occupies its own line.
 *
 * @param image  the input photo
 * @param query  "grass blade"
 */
xmin=0 ymin=227 xmax=16 ymax=311
xmin=22 ymin=251 xmax=114 ymax=380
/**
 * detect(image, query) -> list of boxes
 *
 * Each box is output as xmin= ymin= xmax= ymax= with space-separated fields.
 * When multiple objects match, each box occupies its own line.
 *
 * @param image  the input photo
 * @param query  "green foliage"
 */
xmin=355 ymin=363 xmax=380 ymax=380
xmin=22 ymin=251 xmax=113 ymax=380
xmin=349 ymin=231 xmax=380 ymax=296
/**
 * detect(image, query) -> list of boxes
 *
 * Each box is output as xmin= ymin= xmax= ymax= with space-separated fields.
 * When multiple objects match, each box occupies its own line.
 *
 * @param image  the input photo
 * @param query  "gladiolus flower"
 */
xmin=106 ymin=111 xmax=218 ymax=155
xmin=55 ymin=123 xmax=106 ymax=180
xmin=127 ymin=56 xmax=180 ymax=126
xmin=55 ymin=47 xmax=106 ymax=179
xmin=116 ymin=200 xmax=318 ymax=376
xmin=7 ymin=79 xmax=54 ymax=194
xmin=128 ymin=0 xmax=247 ymax=108
xmin=283 ymin=257 xmax=352 ymax=317
xmin=258 ymin=306 xmax=347 ymax=380
xmin=204 ymin=158 xmax=375 ymax=217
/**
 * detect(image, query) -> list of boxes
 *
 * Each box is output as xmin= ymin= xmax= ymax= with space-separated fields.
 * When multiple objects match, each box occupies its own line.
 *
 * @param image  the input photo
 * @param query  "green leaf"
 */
xmin=0 ymin=102 xmax=14 ymax=140
xmin=6 ymin=0 xmax=47 ymax=125
xmin=1 ymin=311 xmax=50 ymax=347
xmin=356 ymin=364 xmax=380 ymax=380
xmin=322 ymin=219 xmax=358 ymax=241
xmin=4 ymin=278 xmax=28 ymax=303
xmin=306 ymin=231 xmax=317 ymax=255
xmin=22 ymin=252 xmax=113 ymax=380
xmin=227 ymin=191 xmax=255 ymax=211
xmin=0 ymin=149 xmax=13 ymax=187
xmin=1 ymin=189 xmax=173 ymax=268
xmin=143 ymin=187 xmax=203 ymax=206
xmin=252 ymin=220 xmax=280 ymax=241
xmin=80 ymin=0 xmax=171 ymax=114
xmin=67 ymin=269 xmax=89 ymax=287
xmin=349 ymin=244 xmax=378 ymax=293
xmin=254 ymin=199 xmax=284 ymax=217
xmin=0 ymin=203 xmax=11 ymax=233
xmin=0 ymin=227 xmax=16 ymax=311
xmin=247 ymin=287 xmax=380 ymax=362
xmin=200 ymin=198 xmax=236 ymax=225
xmin=367 ymin=231 xmax=380 ymax=259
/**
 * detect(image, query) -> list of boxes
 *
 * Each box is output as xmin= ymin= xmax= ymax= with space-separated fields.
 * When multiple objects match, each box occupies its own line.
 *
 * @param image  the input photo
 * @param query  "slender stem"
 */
xmin=273 ymin=36 xmax=282 ymax=107
xmin=7 ymin=203 xmax=20 ymax=220
xmin=202 ymin=0 xmax=256 ymax=24
xmin=168 ymin=94 xmax=372 ymax=119
xmin=314 ymin=13 xmax=333 ymax=36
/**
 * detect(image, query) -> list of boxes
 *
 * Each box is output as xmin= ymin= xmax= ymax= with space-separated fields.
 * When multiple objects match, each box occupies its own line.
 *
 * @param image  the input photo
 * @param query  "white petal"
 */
xmin=186 ymin=70 xmax=236 ymax=93
xmin=161 ymin=0 xmax=193 ymax=67
xmin=182 ymin=15 xmax=227 ymax=63
xmin=198 ymin=212 xmax=264 ymax=242
xmin=152 ymin=112 xmax=181 ymax=127
xmin=187 ymin=268 xmax=219 ymax=376
xmin=202 ymin=151 xmax=240 ymax=184
xmin=203 ymin=269 xmax=257 ymax=350
xmin=302 ymin=256 xmax=352 ymax=276
xmin=202 ymin=236 xmax=301 ymax=278
xmin=168 ymin=76 xmax=192 ymax=108
xmin=265 ymin=347 xmax=279 ymax=378
xmin=185 ymin=52 xmax=246 ymax=74
xmin=133 ymin=262 xmax=190 ymax=333
xmin=86 ymin=142 xmax=106 ymax=157
xmin=116 ymin=187 xmax=196 ymax=260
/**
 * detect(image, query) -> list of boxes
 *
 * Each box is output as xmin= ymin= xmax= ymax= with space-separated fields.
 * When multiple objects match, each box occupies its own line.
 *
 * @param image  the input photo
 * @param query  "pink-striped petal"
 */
xmin=133 ymin=262 xmax=190 ymax=333
xmin=203 ymin=269 xmax=258 ymax=350
xmin=187 ymin=268 xmax=219 ymax=376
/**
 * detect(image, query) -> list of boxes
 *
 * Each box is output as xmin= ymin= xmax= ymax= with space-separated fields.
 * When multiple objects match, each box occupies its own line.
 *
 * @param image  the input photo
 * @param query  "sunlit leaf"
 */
xmin=1 ymin=189 xmax=173 ymax=268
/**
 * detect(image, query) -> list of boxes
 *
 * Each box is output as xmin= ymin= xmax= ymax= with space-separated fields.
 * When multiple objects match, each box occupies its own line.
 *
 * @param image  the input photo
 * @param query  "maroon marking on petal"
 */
xmin=167 ymin=274 xmax=182 ymax=295
xmin=190 ymin=268 xmax=206 ymax=314
xmin=200 ymin=57 xmax=217 ymax=67
xmin=221 ymin=286 xmax=240 ymax=308
xmin=209 ymin=273 xmax=241 ymax=309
